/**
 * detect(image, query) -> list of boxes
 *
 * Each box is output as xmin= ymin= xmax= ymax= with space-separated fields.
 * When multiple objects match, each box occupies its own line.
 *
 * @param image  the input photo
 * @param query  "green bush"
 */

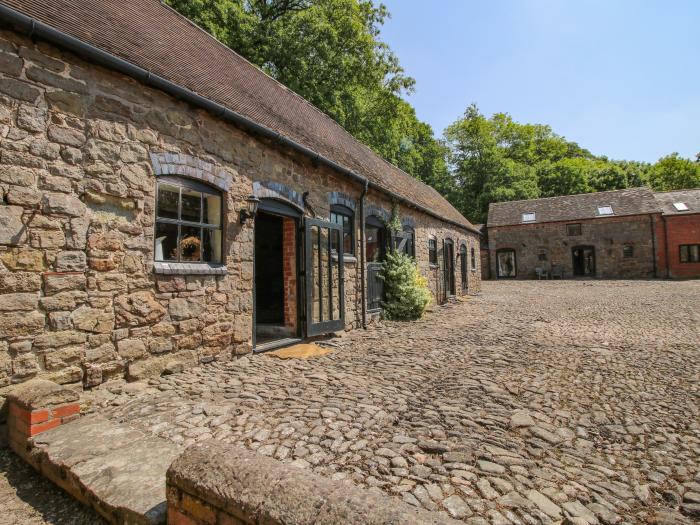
xmin=380 ymin=251 xmax=432 ymax=320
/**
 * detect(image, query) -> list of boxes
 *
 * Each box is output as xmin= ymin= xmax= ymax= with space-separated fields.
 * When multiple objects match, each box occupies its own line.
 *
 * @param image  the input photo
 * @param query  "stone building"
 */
xmin=653 ymin=188 xmax=700 ymax=279
xmin=0 ymin=0 xmax=481 ymax=390
xmin=486 ymin=187 xmax=663 ymax=279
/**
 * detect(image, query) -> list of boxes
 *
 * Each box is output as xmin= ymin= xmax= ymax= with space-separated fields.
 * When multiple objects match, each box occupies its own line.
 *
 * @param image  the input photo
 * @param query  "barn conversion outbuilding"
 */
xmin=0 ymin=0 xmax=481 ymax=390
xmin=485 ymin=186 xmax=700 ymax=280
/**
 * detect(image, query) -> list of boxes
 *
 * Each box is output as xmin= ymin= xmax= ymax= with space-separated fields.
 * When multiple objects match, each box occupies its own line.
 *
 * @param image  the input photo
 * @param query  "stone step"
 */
xmin=26 ymin=414 xmax=181 ymax=524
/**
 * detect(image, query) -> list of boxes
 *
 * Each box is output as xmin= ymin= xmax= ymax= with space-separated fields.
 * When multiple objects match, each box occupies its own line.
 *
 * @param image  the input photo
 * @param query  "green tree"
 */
xmin=380 ymin=251 xmax=432 ymax=320
xmin=164 ymin=0 xmax=444 ymax=182
xmin=645 ymin=153 xmax=700 ymax=191
xmin=537 ymin=158 xmax=592 ymax=197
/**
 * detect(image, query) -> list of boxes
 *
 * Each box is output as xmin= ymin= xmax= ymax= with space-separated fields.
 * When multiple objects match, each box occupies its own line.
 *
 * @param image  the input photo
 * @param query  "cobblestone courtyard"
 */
xmin=4 ymin=280 xmax=700 ymax=524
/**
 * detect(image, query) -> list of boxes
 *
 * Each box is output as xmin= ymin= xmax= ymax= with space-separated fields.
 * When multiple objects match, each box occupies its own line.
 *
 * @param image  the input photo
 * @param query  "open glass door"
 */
xmin=305 ymin=218 xmax=344 ymax=336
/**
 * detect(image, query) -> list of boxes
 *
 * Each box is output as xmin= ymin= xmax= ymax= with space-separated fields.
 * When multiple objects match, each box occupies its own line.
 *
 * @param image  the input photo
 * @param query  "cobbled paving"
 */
xmin=85 ymin=281 xmax=700 ymax=524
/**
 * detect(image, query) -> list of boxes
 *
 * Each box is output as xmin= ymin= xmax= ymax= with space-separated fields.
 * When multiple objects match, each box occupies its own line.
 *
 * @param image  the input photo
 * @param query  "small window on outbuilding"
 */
xmin=470 ymin=247 xmax=476 ymax=270
xmin=330 ymin=204 xmax=354 ymax=255
xmin=673 ymin=202 xmax=689 ymax=212
xmin=428 ymin=237 xmax=438 ymax=265
xmin=567 ymin=223 xmax=582 ymax=236
xmin=538 ymin=252 xmax=547 ymax=261
xmin=680 ymin=244 xmax=700 ymax=263
xmin=155 ymin=177 xmax=223 ymax=263
xmin=394 ymin=226 xmax=415 ymax=258
xmin=596 ymin=205 xmax=614 ymax=216
xmin=521 ymin=212 xmax=536 ymax=223
xmin=623 ymin=245 xmax=634 ymax=258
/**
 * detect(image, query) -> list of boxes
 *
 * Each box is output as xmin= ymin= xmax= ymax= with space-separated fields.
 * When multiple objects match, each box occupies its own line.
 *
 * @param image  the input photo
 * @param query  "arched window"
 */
xmin=330 ymin=204 xmax=354 ymax=255
xmin=155 ymin=176 xmax=223 ymax=263
xmin=428 ymin=236 xmax=438 ymax=265
xmin=471 ymin=247 xmax=476 ymax=270
xmin=460 ymin=244 xmax=468 ymax=291
xmin=365 ymin=215 xmax=387 ymax=262
xmin=393 ymin=225 xmax=415 ymax=257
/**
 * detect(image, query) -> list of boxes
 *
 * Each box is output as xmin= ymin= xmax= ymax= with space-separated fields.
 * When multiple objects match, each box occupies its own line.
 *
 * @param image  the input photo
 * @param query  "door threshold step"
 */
xmin=254 ymin=337 xmax=303 ymax=353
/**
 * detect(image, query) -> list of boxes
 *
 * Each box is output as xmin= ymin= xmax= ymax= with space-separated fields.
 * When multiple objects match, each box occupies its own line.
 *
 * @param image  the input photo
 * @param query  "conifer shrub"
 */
xmin=380 ymin=250 xmax=432 ymax=320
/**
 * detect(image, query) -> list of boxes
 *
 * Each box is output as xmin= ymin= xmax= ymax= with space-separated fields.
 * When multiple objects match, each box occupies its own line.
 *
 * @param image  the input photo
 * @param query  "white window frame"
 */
xmin=521 ymin=212 xmax=536 ymax=223
xmin=596 ymin=205 xmax=614 ymax=216
xmin=673 ymin=202 xmax=689 ymax=212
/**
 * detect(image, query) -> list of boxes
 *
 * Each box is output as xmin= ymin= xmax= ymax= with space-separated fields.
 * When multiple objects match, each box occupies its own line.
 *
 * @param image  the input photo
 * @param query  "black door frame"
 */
xmin=572 ymin=245 xmax=596 ymax=277
xmin=460 ymin=243 xmax=468 ymax=292
xmin=252 ymin=198 xmax=303 ymax=350
xmin=365 ymin=215 xmax=388 ymax=312
xmin=305 ymin=217 xmax=345 ymax=336
xmin=443 ymin=238 xmax=456 ymax=299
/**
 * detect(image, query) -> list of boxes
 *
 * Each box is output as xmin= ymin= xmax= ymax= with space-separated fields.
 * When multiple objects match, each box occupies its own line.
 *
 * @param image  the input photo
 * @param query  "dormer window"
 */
xmin=596 ymin=205 xmax=614 ymax=216
xmin=673 ymin=202 xmax=689 ymax=212
xmin=521 ymin=212 xmax=536 ymax=223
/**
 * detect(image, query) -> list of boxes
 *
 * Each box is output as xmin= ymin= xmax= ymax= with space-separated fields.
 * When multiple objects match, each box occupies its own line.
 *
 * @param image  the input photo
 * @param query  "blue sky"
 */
xmin=380 ymin=0 xmax=700 ymax=163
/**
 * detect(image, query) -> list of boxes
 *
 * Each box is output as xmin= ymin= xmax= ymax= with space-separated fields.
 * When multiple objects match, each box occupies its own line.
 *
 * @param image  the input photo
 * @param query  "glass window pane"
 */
xmin=343 ymin=231 xmax=353 ymax=255
xmin=366 ymin=226 xmax=379 ymax=262
xmin=691 ymin=245 xmax=700 ymax=262
xmin=331 ymin=229 xmax=341 ymax=321
xmin=155 ymin=222 xmax=178 ymax=261
xmin=181 ymin=188 xmax=202 ymax=223
xmin=180 ymin=226 xmax=202 ymax=262
xmin=680 ymin=246 xmax=689 ymax=262
xmin=202 ymin=193 xmax=221 ymax=226
xmin=203 ymin=228 xmax=222 ymax=263
xmin=311 ymin=226 xmax=321 ymax=323
xmin=157 ymin=184 xmax=179 ymax=219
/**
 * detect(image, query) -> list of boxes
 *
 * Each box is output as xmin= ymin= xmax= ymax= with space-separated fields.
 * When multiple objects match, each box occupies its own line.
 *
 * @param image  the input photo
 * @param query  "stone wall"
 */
xmin=167 ymin=441 xmax=459 ymax=525
xmin=488 ymin=214 xmax=659 ymax=279
xmin=365 ymin=193 xmax=482 ymax=301
xmin=0 ymin=27 xmax=480 ymax=391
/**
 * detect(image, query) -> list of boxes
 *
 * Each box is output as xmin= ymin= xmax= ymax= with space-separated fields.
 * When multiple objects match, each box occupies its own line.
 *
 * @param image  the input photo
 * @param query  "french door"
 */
xmin=305 ymin=218 xmax=345 ymax=336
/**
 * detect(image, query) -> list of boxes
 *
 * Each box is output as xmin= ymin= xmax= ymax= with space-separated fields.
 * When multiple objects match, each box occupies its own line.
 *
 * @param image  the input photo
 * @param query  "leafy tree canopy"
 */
xmin=164 ymin=0 xmax=447 ymax=188
xmin=166 ymin=1 xmax=697 ymax=225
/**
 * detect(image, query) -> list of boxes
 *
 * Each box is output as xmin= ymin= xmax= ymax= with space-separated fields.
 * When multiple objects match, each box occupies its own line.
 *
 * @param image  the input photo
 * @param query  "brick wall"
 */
xmin=657 ymin=214 xmax=700 ymax=279
xmin=5 ymin=379 xmax=80 ymax=462
xmin=488 ymin=214 xmax=659 ymax=279
xmin=281 ymin=216 xmax=297 ymax=331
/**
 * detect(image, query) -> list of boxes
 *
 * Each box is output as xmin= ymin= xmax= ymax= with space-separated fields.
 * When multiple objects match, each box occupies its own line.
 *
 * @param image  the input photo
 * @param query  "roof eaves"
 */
xmin=0 ymin=2 xmax=479 ymax=235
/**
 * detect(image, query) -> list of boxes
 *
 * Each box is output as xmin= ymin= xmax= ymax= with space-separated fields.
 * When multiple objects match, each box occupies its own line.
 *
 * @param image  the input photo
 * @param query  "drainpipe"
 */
xmin=649 ymin=214 xmax=658 ymax=278
xmin=662 ymin=214 xmax=670 ymax=278
xmin=359 ymin=180 xmax=369 ymax=329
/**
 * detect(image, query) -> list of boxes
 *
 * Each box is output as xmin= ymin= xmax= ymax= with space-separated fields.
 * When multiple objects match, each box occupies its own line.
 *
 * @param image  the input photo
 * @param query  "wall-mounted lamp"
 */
xmin=239 ymin=195 xmax=260 ymax=225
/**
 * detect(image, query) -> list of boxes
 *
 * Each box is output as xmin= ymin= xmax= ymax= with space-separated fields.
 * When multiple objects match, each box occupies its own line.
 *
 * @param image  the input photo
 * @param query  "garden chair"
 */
xmin=535 ymin=267 xmax=547 ymax=280
xmin=550 ymin=266 xmax=563 ymax=279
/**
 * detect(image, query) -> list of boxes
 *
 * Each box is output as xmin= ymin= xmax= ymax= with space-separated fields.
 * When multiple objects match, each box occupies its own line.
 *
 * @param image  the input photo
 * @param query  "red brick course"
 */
xmin=657 ymin=214 xmax=700 ymax=279
xmin=282 ymin=217 xmax=298 ymax=332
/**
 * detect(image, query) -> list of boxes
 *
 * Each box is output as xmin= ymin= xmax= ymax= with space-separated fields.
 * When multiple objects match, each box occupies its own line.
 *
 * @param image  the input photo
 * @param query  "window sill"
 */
xmin=153 ymin=261 xmax=227 ymax=276
xmin=331 ymin=254 xmax=358 ymax=264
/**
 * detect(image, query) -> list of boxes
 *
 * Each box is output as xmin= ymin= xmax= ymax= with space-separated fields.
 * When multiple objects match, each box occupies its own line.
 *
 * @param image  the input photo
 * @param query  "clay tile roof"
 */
xmin=1 ymin=0 xmax=476 ymax=232
xmin=653 ymin=188 xmax=700 ymax=216
xmin=487 ymin=187 xmax=659 ymax=227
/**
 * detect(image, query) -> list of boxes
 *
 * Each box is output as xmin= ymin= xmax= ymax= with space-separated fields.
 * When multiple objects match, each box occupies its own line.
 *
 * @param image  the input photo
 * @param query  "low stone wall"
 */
xmin=5 ymin=378 xmax=80 ymax=461
xmin=167 ymin=441 xmax=460 ymax=525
